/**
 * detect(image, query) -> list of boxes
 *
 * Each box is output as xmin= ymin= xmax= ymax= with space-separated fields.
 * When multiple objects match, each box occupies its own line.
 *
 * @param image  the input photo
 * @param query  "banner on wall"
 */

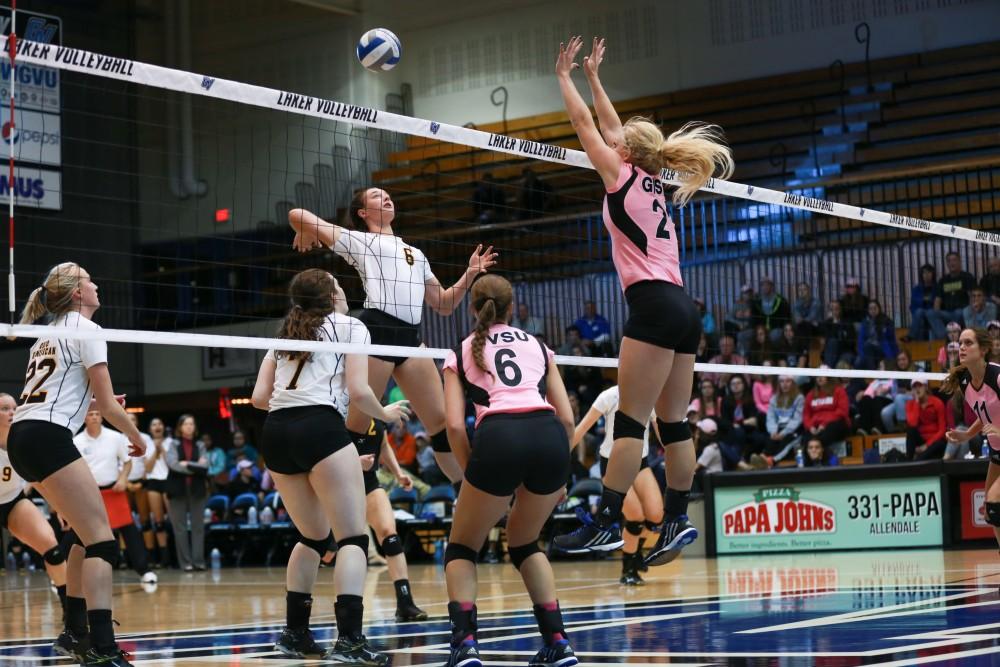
xmin=714 ymin=477 xmax=943 ymax=554
xmin=0 ymin=7 xmax=61 ymax=112
xmin=0 ymin=108 xmax=60 ymax=165
xmin=0 ymin=165 xmax=61 ymax=209
xmin=959 ymin=480 xmax=995 ymax=541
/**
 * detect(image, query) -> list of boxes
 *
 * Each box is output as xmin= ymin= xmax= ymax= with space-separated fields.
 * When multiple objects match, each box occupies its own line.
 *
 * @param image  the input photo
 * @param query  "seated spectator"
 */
xmin=802 ymin=436 xmax=839 ymax=467
xmin=512 ymin=302 xmax=544 ymax=338
xmin=693 ymin=297 xmax=716 ymax=343
xmin=724 ymin=284 xmax=756 ymax=356
xmin=695 ymin=333 xmax=710 ymax=364
xmin=751 ymin=364 xmax=776 ymax=414
xmin=747 ymin=325 xmax=773 ymax=367
xmin=226 ymin=431 xmax=259 ymax=468
xmin=703 ymin=335 xmax=747 ymax=387
xmin=751 ymin=276 xmax=791 ymax=343
xmin=689 ymin=377 xmax=723 ymax=422
xmin=927 ymin=251 xmax=976 ymax=338
xmin=936 ymin=321 xmax=962 ymax=369
xmin=963 ymin=287 xmax=997 ymax=330
xmin=857 ymin=300 xmax=899 ymax=370
xmin=556 ymin=325 xmax=585 ymax=356
xmin=719 ymin=375 xmax=768 ymax=464
xmin=942 ymin=340 xmax=961 ymax=374
xmin=855 ymin=373 xmax=894 ymax=435
xmin=803 ymin=375 xmax=851 ymax=449
xmin=905 ymin=379 xmax=947 ymax=461
xmin=228 ymin=460 xmax=262 ymax=501
xmin=879 ymin=350 xmax=914 ymax=433
xmin=414 ymin=431 xmax=448 ymax=486
xmin=820 ymin=300 xmax=857 ymax=368
xmin=839 ymin=277 xmax=870 ymax=324
xmin=792 ymin=282 xmax=822 ymax=339
xmin=775 ymin=323 xmax=808 ymax=369
xmin=517 ymin=167 xmax=554 ymax=219
xmin=207 ymin=437 xmax=229 ymax=494
xmin=388 ymin=421 xmax=419 ymax=473
xmin=908 ymin=263 xmax=939 ymax=342
xmin=694 ymin=418 xmax=723 ymax=491
xmin=573 ymin=301 xmax=614 ymax=356
xmin=765 ymin=375 xmax=804 ymax=462
xmin=981 ymin=256 xmax=1000 ymax=306
xmin=473 ymin=172 xmax=506 ymax=222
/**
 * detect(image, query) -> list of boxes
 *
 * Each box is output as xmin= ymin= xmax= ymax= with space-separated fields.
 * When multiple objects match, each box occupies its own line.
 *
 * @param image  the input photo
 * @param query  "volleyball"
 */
xmin=356 ymin=28 xmax=401 ymax=72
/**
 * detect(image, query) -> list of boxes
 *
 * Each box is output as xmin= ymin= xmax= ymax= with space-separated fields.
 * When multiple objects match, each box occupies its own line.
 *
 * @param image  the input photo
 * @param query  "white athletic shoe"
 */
xmin=141 ymin=571 xmax=158 ymax=584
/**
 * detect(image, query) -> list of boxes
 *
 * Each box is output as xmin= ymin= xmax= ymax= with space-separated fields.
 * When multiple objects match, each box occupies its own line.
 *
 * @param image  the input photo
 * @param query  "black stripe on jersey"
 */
xmin=453 ymin=343 xmax=491 ymax=407
xmin=66 ymin=378 xmax=91 ymax=429
xmin=534 ymin=335 xmax=549 ymax=399
xmin=605 ymin=165 xmax=648 ymax=256
xmin=323 ymin=317 xmax=345 ymax=406
xmin=985 ymin=364 xmax=1000 ymax=395
xmin=47 ymin=338 xmax=74 ymax=423
xmin=363 ymin=233 xmax=392 ymax=313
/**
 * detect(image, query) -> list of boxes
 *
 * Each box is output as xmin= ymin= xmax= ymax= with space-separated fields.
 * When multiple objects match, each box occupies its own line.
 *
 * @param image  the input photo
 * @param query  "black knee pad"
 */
xmin=644 ymin=520 xmax=661 ymax=532
xmin=84 ymin=540 xmax=118 ymax=567
xmin=986 ymin=501 xmax=1000 ymax=527
xmin=507 ymin=541 xmax=541 ymax=570
xmin=300 ymin=531 xmax=335 ymax=557
xmin=336 ymin=534 xmax=369 ymax=553
xmin=431 ymin=430 xmax=451 ymax=453
xmin=624 ymin=521 xmax=644 ymax=536
xmin=43 ymin=545 xmax=65 ymax=566
xmin=657 ymin=418 xmax=692 ymax=445
xmin=141 ymin=522 xmax=153 ymax=533
xmin=444 ymin=542 xmax=478 ymax=566
xmin=154 ymin=522 xmax=168 ymax=533
xmin=381 ymin=534 xmax=403 ymax=557
xmin=613 ymin=411 xmax=646 ymax=441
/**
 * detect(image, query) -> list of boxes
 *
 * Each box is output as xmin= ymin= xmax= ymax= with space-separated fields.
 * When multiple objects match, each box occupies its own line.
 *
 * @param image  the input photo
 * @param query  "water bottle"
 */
xmin=247 ymin=506 xmax=258 ymax=526
xmin=982 ymin=438 xmax=990 ymax=459
xmin=795 ymin=447 xmax=804 ymax=468
xmin=204 ymin=507 xmax=213 ymax=524
xmin=260 ymin=506 xmax=274 ymax=525
xmin=5 ymin=552 xmax=16 ymax=573
xmin=433 ymin=539 xmax=444 ymax=564
xmin=210 ymin=547 xmax=221 ymax=570
xmin=22 ymin=552 xmax=35 ymax=572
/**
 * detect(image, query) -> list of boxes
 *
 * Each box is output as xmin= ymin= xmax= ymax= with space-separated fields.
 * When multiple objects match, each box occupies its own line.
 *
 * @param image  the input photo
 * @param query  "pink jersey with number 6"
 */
xmin=602 ymin=162 xmax=684 ymax=291
xmin=959 ymin=362 xmax=1000 ymax=451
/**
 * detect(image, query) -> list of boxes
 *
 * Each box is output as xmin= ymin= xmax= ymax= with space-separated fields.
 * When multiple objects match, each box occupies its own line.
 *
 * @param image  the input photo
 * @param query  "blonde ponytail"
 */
xmin=19 ymin=262 xmax=86 ymax=324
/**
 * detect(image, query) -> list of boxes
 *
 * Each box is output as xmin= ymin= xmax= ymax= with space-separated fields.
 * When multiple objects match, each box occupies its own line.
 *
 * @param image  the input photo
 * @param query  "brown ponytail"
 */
xmin=469 ymin=274 xmax=514 ymax=375
xmin=345 ymin=189 xmax=368 ymax=229
xmin=941 ymin=328 xmax=993 ymax=408
xmin=19 ymin=262 xmax=87 ymax=325
xmin=277 ymin=269 xmax=338 ymax=361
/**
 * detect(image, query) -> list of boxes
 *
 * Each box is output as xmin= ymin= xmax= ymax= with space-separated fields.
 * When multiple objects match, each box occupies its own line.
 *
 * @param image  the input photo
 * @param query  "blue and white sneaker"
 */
xmin=444 ymin=639 xmax=482 ymax=667
xmin=553 ymin=507 xmax=624 ymax=554
xmin=642 ymin=515 xmax=698 ymax=567
xmin=529 ymin=640 xmax=578 ymax=667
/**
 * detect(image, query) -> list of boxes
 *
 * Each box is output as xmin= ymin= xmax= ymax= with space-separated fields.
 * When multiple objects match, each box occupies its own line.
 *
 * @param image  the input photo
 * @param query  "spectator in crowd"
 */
xmin=228 ymin=459 xmax=263 ymax=501
xmin=695 ymin=333 xmax=711 ymax=364
xmin=751 ymin=363 xmax=776 ymax=414
xmin=388 ymin=420 xmax=418 ymax=472
xmin=908 ymin=263 xmax=939 ymax=341
xmin=143 ymin=417 xmax=171 ymax=568
xmin=414 ymin=430 xmax=448 ymax=486
xmin=904 ymin=379 xmax=947 ymax=461
xmin=693 ymin=297 xmax=716 ymax=344
xmin=556 ymin=325 xmax=585 ymax=356
xmin=802 ymin=436 xmax=839 ymax=467
xmin=693 ymin=418 xmax=723 ymax=491
xmin=820 ymin=300 xmax=857 ymax=368
xmin=517 ymin=167 xmax=554 ymax=219
xmin=879 ymin=350 xmax=915 ymax=433
xmin=689 ymin=377 xmax=723 ymax=423
xmin=942 ymin=340 xmax=961 ymax=373
xmin=746 ymin=325 xmax=773 ymax=367
xmin=928 ymin=251 xmax=976 ymax=338
xmin=512 ymin=302 xmax=545 ymax=338
xmin=803 ymin=374 xmax=851 ymax=449
xmin=703 ymin=335 xmax=747 ymax=387
xmin=775 ymin=322 xmax=808 ymax=369
xmin=561 ymin=345 xmax=604 ymax=406
xmin=164 ymin=414 xmax=209 ymax=571
xmin=206 ymin=436 xmax=229 ymax=495
xmin=839 ymin=277 xmax=870 ymax=324
xmin=573 ymin=300 xmax=613 ymax=355
xmin=936 ymin=321 xmax=962 ymax=370
xmin=724 ymin=284 xmax=756 ymax=356
xmin=857 ymin=299 xmax=899 ymax=370
xmin=980 ymin=256 xmax=1000 ymax=306
xmin=765 ymin=375 xmax=804 ymax=463
xmin=473 ymin=172 xmax=506 ymax=222
xmin=751 ymin=276 xmax=791 ymax=343
xmin=963 ymin=287 xmax=997 ymax=330
xmin=855 ymin=373 xmax=894 ymax=435
xmin=225 ymin=431 xmax=258 ymax=468
xmin=719 ymin=375 xmax=768 ymax=466
xmin=792 ymin=282 xmax=822 ymax=339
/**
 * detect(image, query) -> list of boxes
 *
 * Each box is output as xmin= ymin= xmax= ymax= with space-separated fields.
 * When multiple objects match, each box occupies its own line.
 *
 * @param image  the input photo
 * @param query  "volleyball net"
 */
xmin=2 ymin=34 xmax=997 ymax=399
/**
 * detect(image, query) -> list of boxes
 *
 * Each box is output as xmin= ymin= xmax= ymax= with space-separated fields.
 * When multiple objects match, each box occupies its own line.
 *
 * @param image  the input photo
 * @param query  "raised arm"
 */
xmin=443 ymin=369 xmax=472 ymax=470
xmin=288 ymin=208 xmax=342 ymax=252
xmin=572 ymin=406 xmax=603 ymax=449
xmin=582 ymin=38 xmax=624 ymax=147
xmin=345 ymin=354 xmax=410 ymax=424
xmin=424 ymin=244 xmax=498 ymax=315
xmin=556 ymin=36 xmax=622 ymax=189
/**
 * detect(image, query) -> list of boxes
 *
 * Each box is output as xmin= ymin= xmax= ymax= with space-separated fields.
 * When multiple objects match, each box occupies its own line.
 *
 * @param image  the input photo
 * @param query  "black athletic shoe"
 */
xmin=324 ymin=635 xmax=389 ymax=666
xmin=81 ymin=645 xmax=133 ymax=667
xmin=643 ymin=515 xmax=698 ymax=567
xmin=444 ymin=640 xmax=482 ymax=667
xmin=619 ymin=569 xmax=645 ymax=586
xmin=395 ymin=601 xmax=428 ymax=622
xmin=274 ymin=627 xmax=325 ymax=658
xmin=529 ymin=640 xmax=578 ymax=667
xmin=553 ymin=508 xmax=623 ymax=554
xmin=52 ymin=629 xmax=85 ymax=661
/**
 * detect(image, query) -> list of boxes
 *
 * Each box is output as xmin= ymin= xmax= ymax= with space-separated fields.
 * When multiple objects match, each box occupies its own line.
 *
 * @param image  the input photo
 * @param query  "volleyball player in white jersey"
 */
xmin=252 ymin=268 xmax=408 ymax=666
xmin=141 ymin=417 xmax=171 ymax=566
xmin=7 ymin=263 xmax=145 ymax=667
xmin=288 ymin=190 xmax=497 ymax=486
xmin=0 ymin=393 xmax=69 ymax=640
xmin=571 ymin=385 xmax=663 ymax=584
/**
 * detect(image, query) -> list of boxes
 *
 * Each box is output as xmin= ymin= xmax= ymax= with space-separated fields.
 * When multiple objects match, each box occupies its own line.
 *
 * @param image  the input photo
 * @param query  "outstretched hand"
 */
xmin=556 ymin=36 xmax=584 ymax=77
xmin=468 ymin=244 xmax=499 ymax=274
xmin=292 ymin=231 xmax=323 ymax=253
xmin=583 ymin=37 xmax=605 ymax=78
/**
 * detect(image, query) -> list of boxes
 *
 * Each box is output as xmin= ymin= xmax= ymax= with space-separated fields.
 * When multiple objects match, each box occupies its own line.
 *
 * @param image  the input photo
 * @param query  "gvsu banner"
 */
xmin=714 ymin=477 xmax=943 ymax=554
xmin=0 ymin=7 xmax=61 ymax=112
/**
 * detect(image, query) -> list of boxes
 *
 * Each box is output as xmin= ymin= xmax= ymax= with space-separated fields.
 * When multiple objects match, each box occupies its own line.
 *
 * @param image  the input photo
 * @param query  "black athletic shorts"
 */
xmin=262 ymin=405 xmax=354 ymax=475
xmin=623 ymin=280 xmax=701 ymax=354
xmin=355 ymin=419 xmax=386 ymax=496
xmin=7 ymin=420 xmax=81 ymax=483
xmin=0 ymin=491 xmax=27 ymax=529
xmin=599 ymin=454 xmax=649 ymax=478
xmin=143 ymin=478 xmax=168 ymax=493
xmin=357 ymin=308 xmax=422 ymax=366
xmin=466 ymin=410 xmax=570 ymax=497
xmin=991 ymin=448 xmax=1000 ymax=466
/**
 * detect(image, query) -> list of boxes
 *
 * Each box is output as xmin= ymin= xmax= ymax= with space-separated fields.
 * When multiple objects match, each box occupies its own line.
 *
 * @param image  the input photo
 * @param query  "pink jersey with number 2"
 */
xmin=960 ymin=362 xmax=1000 ymax=451
xmin=443 ymin=324 xmax=554 ymax=426
xmin=601 ymin=161 xmax=684 ymax=291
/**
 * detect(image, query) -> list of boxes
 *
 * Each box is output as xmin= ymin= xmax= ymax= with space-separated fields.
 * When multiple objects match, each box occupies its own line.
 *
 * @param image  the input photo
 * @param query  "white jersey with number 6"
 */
xmin=265 ymin=313 xmax=371 ymax=415
xmin=0 ymin=449 xmax=26 ymax=505
xmin=13 ymin=311 xmax=107 ymax=434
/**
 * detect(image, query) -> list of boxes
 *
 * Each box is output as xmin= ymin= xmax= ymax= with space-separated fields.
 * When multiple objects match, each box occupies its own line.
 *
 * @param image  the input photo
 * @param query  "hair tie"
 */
xmin=38 ymin=285 xmax=48 ymax=308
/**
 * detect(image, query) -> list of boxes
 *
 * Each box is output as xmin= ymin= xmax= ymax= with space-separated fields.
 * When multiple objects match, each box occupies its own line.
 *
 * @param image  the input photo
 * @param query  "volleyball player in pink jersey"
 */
xmin=943 ymin=328 xmax=1000 ymax=550
xmin=441 ymin=274 xmax=577 ymax=667
xmin=553 ymin=37 xmax=733 ymax=564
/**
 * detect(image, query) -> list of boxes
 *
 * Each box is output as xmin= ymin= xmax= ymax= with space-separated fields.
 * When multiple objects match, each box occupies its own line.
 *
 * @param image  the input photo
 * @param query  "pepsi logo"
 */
xmin=2 ymin=121 xmax=18 ymax=145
